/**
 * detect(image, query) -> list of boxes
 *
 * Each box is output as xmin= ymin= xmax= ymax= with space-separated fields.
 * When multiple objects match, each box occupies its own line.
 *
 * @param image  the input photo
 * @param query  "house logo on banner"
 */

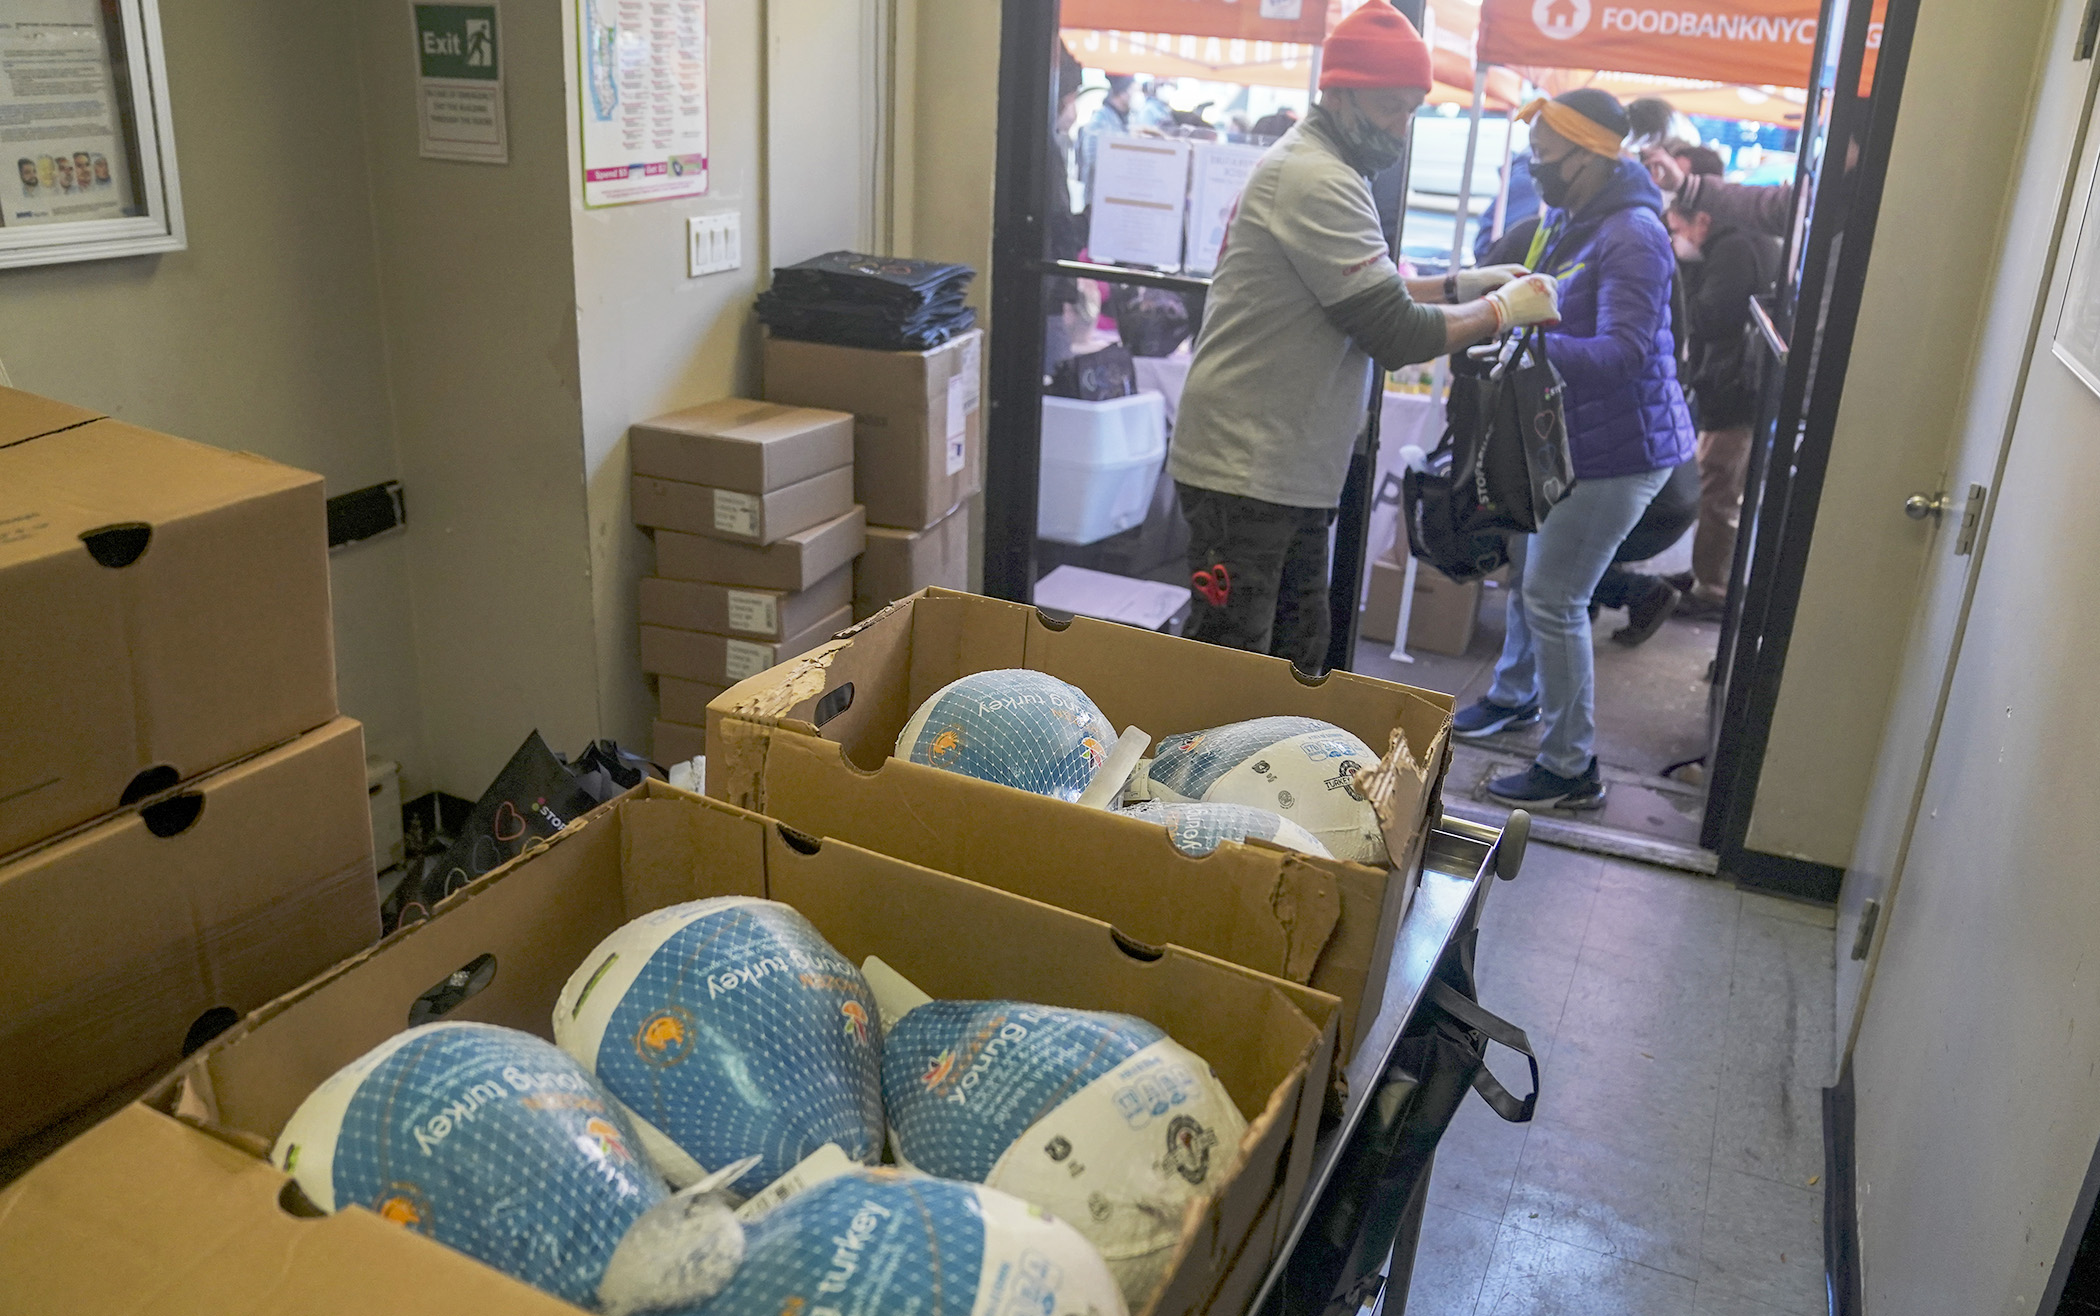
xmin=1533 ymin=0 xmax=1592 ymax=39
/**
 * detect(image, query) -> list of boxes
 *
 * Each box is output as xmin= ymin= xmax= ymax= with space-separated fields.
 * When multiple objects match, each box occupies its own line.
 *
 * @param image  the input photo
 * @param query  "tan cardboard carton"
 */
xmin=640 ymin=604 xmax=853 ymax=685
xmin=854 ymin=504 xmax=971 ymax=620
xmin=0 ymin=784 xmax=1337 ymax=1316
xmin=0 ymin=718 xmax=379 ymax=1162
xmin=655 ymin=505 xmax=866 ymax=591
xmin=640 ymin=565 xmax=853 ymax=642
xmin=0 ymin=394 xmax=338 ymax=856
xmin=630 ymin=398 xmax=853 ymax=493
xmin=657 ymin=676 xmax=728 ymax=726
xmin=632 ymin=466 xmax=854 ymax=545
xmin=651 ymin=718 xmax=707 ymax=765
xmin=1359 ymin=559 xmax=1481 ymax=657
xmin=764 ymin=329 xmax=984 ymax=530
xmin=704 ymin=589 xmax=1454 ymax=1056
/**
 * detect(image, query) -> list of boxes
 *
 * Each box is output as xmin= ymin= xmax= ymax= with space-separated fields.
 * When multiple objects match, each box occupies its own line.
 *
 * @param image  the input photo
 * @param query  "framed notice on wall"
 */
xmin=0 ymin=0 xmax=184 ymax=269
xmin=575 ymin=0 xmax=708 ymax=207
xmin=412 ymin=2 xmax=507 ymax=163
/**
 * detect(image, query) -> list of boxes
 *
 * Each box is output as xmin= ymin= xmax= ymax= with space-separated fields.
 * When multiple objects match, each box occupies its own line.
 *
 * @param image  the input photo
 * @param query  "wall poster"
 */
xmin=577 ymin=0 xmax=707 ymax=207
xmin=0 ymin=0 xmax=140 ymax=228
xmin=412 ymin=2 xmax=507 ymax=164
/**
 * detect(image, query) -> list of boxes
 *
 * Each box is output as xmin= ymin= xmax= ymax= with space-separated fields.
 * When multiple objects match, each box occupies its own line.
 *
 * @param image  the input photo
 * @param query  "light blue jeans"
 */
xmin=1486 ymin=466 xmax=1674 ymax=778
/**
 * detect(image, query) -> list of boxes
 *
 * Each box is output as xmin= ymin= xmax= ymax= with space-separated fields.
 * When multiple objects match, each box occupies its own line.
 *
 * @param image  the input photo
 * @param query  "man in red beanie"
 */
xmin=1170 ymin=0 xmax=1562 ymax=673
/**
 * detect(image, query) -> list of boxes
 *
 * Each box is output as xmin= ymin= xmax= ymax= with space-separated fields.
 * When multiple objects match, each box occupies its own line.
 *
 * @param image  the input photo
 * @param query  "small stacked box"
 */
xmin=0 ymin=387 xmax=380 ymax=1168
xmin=762 ymin=326 xmax=982 ymax=619
xmin=633 ymin=399 xmax=865 ymax=763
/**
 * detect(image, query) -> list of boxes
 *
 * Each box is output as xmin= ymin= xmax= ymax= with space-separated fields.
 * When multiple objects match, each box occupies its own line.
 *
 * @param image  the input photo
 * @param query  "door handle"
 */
xmin=1904 ymin=491 xmax=1951 ymax=521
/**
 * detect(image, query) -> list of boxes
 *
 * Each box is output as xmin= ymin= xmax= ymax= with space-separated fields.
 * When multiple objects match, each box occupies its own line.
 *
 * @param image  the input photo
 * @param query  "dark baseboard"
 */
xmin=1724 ymin=845 xmax=1845 ymax=904
xmin=1824 ymin=1062 xmax=1862 ymax=1316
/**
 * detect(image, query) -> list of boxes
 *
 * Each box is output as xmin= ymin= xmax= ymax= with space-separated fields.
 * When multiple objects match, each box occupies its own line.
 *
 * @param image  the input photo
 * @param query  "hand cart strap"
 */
xmin=1427 ymin=979 xmax=1539 ymax=1123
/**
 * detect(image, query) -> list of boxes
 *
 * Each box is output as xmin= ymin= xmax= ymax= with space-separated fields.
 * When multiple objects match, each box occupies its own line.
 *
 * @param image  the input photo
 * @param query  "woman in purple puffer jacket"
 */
xmin=1450 ymin=89 xmax=1697 ymax=811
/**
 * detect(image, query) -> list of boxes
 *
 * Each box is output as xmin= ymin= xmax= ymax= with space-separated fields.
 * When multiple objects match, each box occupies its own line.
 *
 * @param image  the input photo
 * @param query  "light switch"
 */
xmin=687 ymin=213 xmax=741 ymax=278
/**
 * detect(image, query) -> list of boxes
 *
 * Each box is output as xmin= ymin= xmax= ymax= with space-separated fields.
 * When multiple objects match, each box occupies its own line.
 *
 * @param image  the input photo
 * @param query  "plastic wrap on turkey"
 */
xmin=554 ymin=897 xmax=885 ymax=1195
xmin=270 ymin=1022 xmax=664 ymax=1305
xmin=1119 ymin=799 xmax=1333 ymax=859
xmin=896 ymin=669 xmax=1118 ymax=802
xmin=880 ymin=1000 xmax=1248 ymax=1307
xmin=1139 ymin=716 xmax=1388 ymax=864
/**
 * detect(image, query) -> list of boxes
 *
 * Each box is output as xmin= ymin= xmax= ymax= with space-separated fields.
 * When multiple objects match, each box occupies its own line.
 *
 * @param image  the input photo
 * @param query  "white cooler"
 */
xmin=1038 ymin=392 xmax=1168 ymax=546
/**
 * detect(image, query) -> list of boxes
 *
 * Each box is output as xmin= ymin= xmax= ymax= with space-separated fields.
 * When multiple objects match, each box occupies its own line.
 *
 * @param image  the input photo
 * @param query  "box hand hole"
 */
xmin=1109 ymin=927 xmax=1165 ymax=962
xmin=407 ymin=952 xmax=498 ymax=1027
xmin=278 ymin=1179 xmax=326 ymax=1218
xmin=182 ymin=1006 xmax=238 ymax=1056
xmin=141 ymin=792 xmax=204 ymax=838
xmin=119 ymin=764 xmax=180 ymax=805
xmin=79 ymin=522 xmax=152 ymax=568
xmin=776 ymin=824 xmax=822 ymax=855
xmin=813 ymin=682 xmax=855 ymax=728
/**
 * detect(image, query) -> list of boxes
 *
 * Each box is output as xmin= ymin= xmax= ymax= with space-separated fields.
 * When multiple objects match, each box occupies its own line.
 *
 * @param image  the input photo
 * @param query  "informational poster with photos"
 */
xmin=0 ymin=0 xmax=138 ymax=227
xmin=577 ymin=0 xmax=708 ymax=207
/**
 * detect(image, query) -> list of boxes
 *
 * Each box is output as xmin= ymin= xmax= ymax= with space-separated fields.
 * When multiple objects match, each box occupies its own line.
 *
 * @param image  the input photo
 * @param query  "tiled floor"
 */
xmin=1400 ymin=842 xmax=1837 ymax=1315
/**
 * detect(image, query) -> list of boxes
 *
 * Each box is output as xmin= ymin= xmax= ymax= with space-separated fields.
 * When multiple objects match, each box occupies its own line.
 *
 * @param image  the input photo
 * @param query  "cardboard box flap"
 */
xmin=0 ymin=1105 xmax=577 ymax=1314
xmin=0 ymin=387 xmax=102 ymax=447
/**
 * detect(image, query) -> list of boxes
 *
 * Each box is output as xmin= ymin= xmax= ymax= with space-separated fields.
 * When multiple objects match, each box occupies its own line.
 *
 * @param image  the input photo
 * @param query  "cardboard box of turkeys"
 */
xmin=0 ymin=783 xmax=1338 ymax=1316
xmin=764 ymin=329 xmax=984 ymax=530
xmin=630 ymin=398 xmax=853 ymax=494
xmin=855 ymin=504 xmax=971 ymax=621
xmin=1360 ymin=558 xmax=1480 ymax=657
xmin=632 ymin=466 xmax=855 ymax=546
xmin=655 ymin=505 xmax=866 ymax=592
xmin=0 ymin=389 xmax=338 ymax=857
xmin=640 ymin=604 xmax=853 ymax=686
xmin=704 ymin=589 xmax=1455 ymax=1057
xmin=0 ymin=717 xmax=379 ymax=1167
xmin=640 ymin=564 xmax=852 ymax=643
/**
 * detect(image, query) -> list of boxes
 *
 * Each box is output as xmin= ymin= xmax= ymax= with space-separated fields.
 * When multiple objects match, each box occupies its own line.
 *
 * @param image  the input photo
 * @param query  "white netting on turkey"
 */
xmin=1119 ymin=799 xmax=1333 ymax=859
xmin=896 ymin=669 xmax=1120 ymax=802
xmin=1135 ymin=716 xmax=1389 ymax=865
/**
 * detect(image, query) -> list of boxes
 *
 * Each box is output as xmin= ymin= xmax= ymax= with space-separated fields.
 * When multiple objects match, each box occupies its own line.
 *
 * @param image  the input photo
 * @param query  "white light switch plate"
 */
xmin=687 ymin=213 xmax=741 ymax=278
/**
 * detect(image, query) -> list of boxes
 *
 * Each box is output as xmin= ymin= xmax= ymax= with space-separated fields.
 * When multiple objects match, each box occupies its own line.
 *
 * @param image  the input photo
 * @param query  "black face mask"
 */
xmin=1317 ymin=99 xmax=1406 ymax=175
xmin=1533 ymin=153 xmax=1577 ymax=209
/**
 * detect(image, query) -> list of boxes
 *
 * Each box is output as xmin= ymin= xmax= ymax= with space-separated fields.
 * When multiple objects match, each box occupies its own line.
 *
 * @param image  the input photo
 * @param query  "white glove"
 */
xmin=1452 ymin=263 xmax=1529 ymax=300
xmin=1484 ymin=273 xmax=1561 ymax=332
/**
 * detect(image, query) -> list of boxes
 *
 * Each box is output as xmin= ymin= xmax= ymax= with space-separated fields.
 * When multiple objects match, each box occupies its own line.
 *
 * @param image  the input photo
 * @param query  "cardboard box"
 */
xmin=0 ymin=785 xmax=1338 ymax=1316
xmin=630 ymin=398 xmax=853 ymax=493
xmin=658 ymin=677 xmax=728 ymax=726
xmin=651 ymin=718 xmax=707 ymax=765
xmin=641 ymin=604 xmax=853 ymax=685
xmin=705 ymin=589 xmax=1454 ymax=1056
xmin=854 ymin=504 xmax=971 ymax=620
xmin=632 ymin=466 xmax=854 ymax=546
xmin=0 ymin=718 xmax=378 ymax=1158
xmin=1360 ymin=559 xmax=1481 ymax=657
xmin=655 ymin=505 xmax=866 ymax=591
xmin=640 ymin=565 xmax=852 ymax=643
xmin=0 ymin=393 xmax=338 ymax=856
xmin=764 ymin=329 xmax=984 ymax=530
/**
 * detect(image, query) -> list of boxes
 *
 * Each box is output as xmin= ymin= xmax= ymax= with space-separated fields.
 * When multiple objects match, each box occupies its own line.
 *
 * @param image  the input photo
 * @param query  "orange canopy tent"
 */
xmin=1476 ymin=0 xmax=1883 ymax=96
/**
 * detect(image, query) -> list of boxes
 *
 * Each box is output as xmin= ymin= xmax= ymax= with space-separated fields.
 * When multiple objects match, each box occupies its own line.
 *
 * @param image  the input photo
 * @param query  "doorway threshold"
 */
xmin=1443 ymin=740 xmax=1719 ymax=875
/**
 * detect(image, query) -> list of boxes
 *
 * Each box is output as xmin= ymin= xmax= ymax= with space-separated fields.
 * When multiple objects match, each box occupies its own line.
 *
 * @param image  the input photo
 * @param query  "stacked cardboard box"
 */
xmin=1360 ymin=551 xmax=1481 ymax=657
xmin=633 ymin=400 xmax=865 ymax=761
xmin=0 ymin=388 xmax=380 ymax=1169
xmin=762 ymin=328 xmax=981 ymax=619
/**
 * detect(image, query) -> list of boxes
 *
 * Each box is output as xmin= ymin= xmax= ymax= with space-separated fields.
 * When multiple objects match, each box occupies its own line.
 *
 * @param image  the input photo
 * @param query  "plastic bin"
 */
xmin=1038 ymin=392 xmax=1167 ymax=545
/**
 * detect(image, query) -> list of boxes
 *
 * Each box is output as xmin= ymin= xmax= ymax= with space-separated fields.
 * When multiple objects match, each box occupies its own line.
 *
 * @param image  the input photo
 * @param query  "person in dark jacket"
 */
xmin=1666 ymin=200 xmax=1783 ymax=614
xmin=1451 ymin=89 xmax=1697 ymax=810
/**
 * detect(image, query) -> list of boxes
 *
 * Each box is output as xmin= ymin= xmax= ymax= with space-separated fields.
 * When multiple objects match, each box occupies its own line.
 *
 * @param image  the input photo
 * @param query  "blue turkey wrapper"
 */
xmin=903 ymin=671 xmax=1116 ymax=803
xmin=1146 ymin=716 xmax=1360 ymax=799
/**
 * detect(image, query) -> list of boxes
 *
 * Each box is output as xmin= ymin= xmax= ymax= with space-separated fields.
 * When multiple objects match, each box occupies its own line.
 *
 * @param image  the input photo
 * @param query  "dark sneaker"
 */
xmin=1612 ymin=578 xmax=1681 ymax=647
xmin=1661 ymin=570 xmax=1696 ymax=593
xmin=1487 ymin=758 xmax=1607 ymax=810
xmin=1675 ymin=591 xmax=1726 ymax=622
xmin=1452 ymin=698 xmax=1542 ymax=739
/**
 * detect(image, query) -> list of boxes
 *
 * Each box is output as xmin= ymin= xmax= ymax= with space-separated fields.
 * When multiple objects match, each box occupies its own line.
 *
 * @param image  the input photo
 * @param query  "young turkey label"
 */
xmin=881 ymin=1001 xmax=1247 ymax=1307
xmin=271 ymin=1022 xmax=664 ymax=1305
xmin=555 ymin=897 xmax=885 ymax=1196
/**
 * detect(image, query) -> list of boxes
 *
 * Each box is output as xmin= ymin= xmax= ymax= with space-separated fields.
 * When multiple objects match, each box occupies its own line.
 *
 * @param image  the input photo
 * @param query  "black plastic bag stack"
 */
xmin=756 ymin=251 xmax=977 ymax=351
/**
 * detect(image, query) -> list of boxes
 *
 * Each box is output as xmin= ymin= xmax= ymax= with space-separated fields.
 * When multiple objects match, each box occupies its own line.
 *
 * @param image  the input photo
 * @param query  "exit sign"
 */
xmin=414 ymin=4 xmax=499 ymax=81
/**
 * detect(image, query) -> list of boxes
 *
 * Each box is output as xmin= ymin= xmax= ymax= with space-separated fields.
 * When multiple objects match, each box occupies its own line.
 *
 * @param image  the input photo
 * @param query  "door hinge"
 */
xmin=1954 ymin=483 xmax=1987 ymax=556
xmin=1851 ymin=898 xmax=1882 ymax=961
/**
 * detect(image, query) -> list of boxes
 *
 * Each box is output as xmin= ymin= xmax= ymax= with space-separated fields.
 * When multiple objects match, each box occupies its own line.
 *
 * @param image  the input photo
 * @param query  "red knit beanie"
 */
xmin=1319 ymin=0 xmax=1433 ymax=92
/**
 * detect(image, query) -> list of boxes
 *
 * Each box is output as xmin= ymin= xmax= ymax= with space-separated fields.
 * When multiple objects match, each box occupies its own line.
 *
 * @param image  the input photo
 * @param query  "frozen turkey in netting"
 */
xmin=880 ymin=999 xmax=1248 ymax=1308
xmin=660 ymin=1167 xmax=1126 ymax=1316
xmin=1137 ymin=716 xmax=1389 ymax=864
xmin=271 ymin=1022 xmax=665 ymax=1306
xmin=896 ymin=669 xmax=1119 ymax=802
xmin=1119 ymin=799 xmax=1333 ymax=859
xmin=553 ymin=897 xmax=885 ymax=1195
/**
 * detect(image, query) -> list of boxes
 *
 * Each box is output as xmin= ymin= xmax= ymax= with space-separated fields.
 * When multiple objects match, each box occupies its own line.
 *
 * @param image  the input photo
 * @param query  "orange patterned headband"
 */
xmin=1515 ymin=97 xmax=1626 ymax=158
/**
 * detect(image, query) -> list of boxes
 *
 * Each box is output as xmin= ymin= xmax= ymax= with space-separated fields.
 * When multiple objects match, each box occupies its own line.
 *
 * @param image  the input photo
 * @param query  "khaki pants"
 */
xmin=1692 ymin=425 xmax=1754 ymax=600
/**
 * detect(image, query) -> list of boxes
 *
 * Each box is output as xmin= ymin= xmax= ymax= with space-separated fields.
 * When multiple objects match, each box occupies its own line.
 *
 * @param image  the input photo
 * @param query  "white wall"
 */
xmin=1745 ymin=0 xmax=2056 ymax=867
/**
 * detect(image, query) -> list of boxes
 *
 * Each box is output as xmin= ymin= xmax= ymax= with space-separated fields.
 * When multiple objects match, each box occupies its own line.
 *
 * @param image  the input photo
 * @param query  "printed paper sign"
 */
xmin=1089 ymin=136 xmax=1191 ymax=271
xmin=945 ymin=376 xmax=969 ymax=476
xmin=413 ymin=3 xmax=507 ymax=163
xmin=0 ymin=0 xmax=137 ymax=226
xmin=724 ymin=638 xmax=773 ymax=681
xmin=578 ymin=0 xmax=708 ymax=206
xmin=1185 ymin=141 xmax=1264 ymax=276
xmin=713 ymin=489 xmax=761 ymax=537
xmin=725 ymin=589 xmax=778 ymax=635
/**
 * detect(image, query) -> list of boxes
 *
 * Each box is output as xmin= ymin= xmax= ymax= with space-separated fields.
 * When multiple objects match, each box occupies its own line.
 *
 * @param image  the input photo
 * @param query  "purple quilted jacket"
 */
xmin=1530 ymin=158 xmax=1697 ymax=480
